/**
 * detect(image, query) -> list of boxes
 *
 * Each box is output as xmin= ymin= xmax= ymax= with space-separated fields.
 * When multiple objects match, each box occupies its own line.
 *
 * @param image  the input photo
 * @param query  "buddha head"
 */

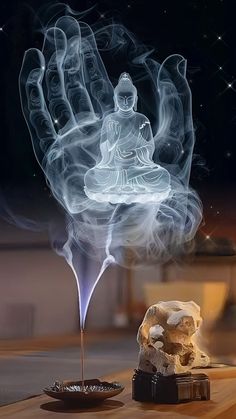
xmin=114 ymin=72 xmax=137 ymax=112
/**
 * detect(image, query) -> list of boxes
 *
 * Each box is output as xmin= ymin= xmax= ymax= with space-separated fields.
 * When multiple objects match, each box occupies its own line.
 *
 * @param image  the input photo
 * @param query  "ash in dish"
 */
xmin=50 ymin=381 xmax=120 ymax=393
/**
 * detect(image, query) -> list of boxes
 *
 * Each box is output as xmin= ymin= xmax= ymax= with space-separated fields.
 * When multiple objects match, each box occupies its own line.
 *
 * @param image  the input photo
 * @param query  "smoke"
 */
xmin=19 ymin=12 xmax=202 ymax=328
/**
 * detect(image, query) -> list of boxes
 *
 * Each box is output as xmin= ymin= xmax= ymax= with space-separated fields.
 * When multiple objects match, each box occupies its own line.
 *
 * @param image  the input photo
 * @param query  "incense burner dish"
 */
xmin=43 ymin=379 xmax=124 ymax=405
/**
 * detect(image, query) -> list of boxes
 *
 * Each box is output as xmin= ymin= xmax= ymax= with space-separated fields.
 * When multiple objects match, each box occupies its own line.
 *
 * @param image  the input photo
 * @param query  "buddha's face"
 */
xmin=115 ymin=90 xmax=136 ymax=111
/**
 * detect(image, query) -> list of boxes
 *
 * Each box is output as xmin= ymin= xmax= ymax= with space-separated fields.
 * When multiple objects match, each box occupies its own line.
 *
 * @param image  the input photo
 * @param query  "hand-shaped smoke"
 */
xmin=19 ymin=15 xmax=202 ymax=329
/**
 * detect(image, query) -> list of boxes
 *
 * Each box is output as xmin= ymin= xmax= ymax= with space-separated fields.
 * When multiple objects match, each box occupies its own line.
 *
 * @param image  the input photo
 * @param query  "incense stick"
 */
xmin=80 ymin=328 xmax=85 ymax=391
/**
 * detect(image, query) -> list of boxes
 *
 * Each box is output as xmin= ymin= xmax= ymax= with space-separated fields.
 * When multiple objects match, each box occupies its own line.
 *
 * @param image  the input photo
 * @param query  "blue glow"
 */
xmin=19 ymin=15 xmax=202 ymax=328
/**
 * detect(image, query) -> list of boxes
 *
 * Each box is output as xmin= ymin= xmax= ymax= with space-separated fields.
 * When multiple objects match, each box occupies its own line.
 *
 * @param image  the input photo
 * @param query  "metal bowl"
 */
xmin=43 ymin=379 xmax=124 ymax=405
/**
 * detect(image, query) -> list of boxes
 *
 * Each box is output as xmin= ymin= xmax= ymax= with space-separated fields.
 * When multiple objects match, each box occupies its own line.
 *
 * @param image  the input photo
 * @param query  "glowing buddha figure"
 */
xmin=84 ymin=73 xmax=171 ymax=204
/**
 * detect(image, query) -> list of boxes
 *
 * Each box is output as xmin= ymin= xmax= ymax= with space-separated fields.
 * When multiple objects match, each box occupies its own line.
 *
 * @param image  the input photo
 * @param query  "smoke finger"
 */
xmin=19 ymin=48 xmax=56 ymax=165
xmin=80 ymin=22 xmax=114 ymax=117
xmin=55 ymin=16 xmax=95 ymax=124
xmin=155 ymin=54 xmax=194 ymax=185
xmin=43 ymin=27 xmax=76 ymax=134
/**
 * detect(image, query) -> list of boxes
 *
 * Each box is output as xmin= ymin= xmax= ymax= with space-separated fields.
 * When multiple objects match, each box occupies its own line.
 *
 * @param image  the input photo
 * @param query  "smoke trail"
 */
xmin=19 ymin=11 xmax=202 ymax=328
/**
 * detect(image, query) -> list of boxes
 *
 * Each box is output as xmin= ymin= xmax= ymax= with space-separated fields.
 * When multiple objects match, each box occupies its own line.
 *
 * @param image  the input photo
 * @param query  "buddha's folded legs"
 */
xmin=127 ymin=165 xmax=171 ymax=193
xmin=84 ymin=167 xmax=120 ymax=193
xmin=84 ymin=164 xmax=171 ymax=203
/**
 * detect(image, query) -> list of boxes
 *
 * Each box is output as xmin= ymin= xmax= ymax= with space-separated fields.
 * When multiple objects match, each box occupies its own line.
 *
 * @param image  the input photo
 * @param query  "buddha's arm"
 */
xmin=136 ymin=119 xmax=155 ymax=164
xmin=98 ymin=117 xmax=119 ymax=166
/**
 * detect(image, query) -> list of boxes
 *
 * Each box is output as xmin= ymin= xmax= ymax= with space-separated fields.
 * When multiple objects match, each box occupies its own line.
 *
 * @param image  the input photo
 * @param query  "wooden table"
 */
xmin=1 ymin=367 xmax=236 ymax=418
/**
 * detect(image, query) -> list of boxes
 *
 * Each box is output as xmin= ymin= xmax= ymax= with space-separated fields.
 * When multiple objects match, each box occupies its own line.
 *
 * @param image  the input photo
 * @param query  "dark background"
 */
xmin=0 ymin=0 xmax=235 ymax=237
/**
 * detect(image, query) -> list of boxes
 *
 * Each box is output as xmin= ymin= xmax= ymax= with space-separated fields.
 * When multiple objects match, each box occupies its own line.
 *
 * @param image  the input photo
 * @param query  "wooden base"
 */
xmin=132 ymin=369 xmax=210 ymax=404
